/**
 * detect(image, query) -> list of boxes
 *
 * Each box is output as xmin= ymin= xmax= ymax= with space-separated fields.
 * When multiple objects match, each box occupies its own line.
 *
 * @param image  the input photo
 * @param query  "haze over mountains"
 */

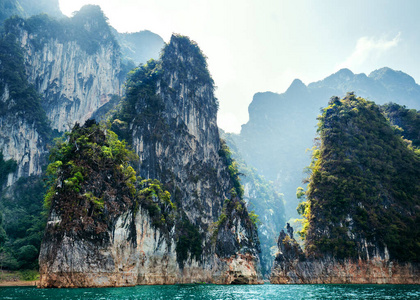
xmin=233 ymin=67 xmax=420 ymax=219
xmin=0 ymin=0 xmax=419 ymax=284
xmin=0 ymin=0 xmax=63 ymax=23
xmin=1 ymin=0 xmax=165 ymax=68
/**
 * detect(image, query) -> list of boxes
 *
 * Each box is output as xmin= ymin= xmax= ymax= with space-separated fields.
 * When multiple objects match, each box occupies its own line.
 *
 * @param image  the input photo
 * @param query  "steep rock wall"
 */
xmin=0 ymin=113 xmax=47 ymax=185
xmin=115 ymin=34 xmax=262 ymax=284
xmin=270 ymin=231 xmax=419 ymax=284
xmin=0 ymin=6 xmax=121 ymax=186
xmin=40 ymin=207 xmax=261 ymax=287
xmin=7 ymin=8 xmax=122 ymax=132
xmin=0 ymin=29 xmax=50 ymax=185
xmin=22 ymin=34 xmax=121 ymax=132
xmin=39 ymin=120 xmax=261 ymax=287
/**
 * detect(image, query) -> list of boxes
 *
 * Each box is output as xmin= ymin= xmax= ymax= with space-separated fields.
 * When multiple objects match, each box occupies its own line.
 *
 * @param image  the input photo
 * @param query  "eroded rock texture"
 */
xmin=39 ymin=35 xmax=262 ymax=287
xmin=270 ymin=230 xmax=419 ymax=284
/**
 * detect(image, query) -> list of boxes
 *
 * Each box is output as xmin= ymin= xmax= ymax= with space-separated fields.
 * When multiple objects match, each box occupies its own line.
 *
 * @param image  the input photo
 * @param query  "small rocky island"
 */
xmin=270 ymin=94 xmax=420 ymax=284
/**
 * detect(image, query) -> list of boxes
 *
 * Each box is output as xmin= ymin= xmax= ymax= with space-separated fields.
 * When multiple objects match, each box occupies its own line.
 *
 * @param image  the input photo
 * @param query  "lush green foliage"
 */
xmin=219 ymin=139 xmax=244 ymax=199
xmin=44 ymin=120 xmax=138 ymax=236
xmin=18 ymin=269 xmax=39 ymax=281
xmin=0 ymin=175 xmax=46 ymax=270
xmin=137 ymin=179 xmax=176 ymax=228
xmin=295 ymin=186 xmax=310 ymax=239
xmin=112 ymin=59 xmax=163 ymax=143
xmin=303 ymin=93 xmax=420 ymax=261
xmin=381 ymin=103 xmax=420 ymax=151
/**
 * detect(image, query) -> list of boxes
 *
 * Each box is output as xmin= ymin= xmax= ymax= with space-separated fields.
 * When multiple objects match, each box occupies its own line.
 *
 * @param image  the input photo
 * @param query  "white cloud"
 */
xmin=337 ymin=33 xmax=401 ymax=70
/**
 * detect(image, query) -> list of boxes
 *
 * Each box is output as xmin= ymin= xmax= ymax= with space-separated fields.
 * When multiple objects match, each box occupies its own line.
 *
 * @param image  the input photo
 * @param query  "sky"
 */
xmin=59 ymin=0 xmax=420 ymax=133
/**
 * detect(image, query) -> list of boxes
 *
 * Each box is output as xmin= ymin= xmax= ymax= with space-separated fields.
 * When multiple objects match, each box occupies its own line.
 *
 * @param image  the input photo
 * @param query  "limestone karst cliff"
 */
xmin=0 ymin=5 xmax=166 ymax=185
xmin=39 ymin=35 xmax=262 ymax=287
xmin=4 ymin=6 xmax=123 ymax=132
xmin=0 ymin=28 xmax=50 ymax=184
xmin=0 ymin=4 xmax=165 ymax=273
xmin=270 ymin=94 xmax=420 ymax=284
xmin=0 ymin=5 xmax=123 ymax=185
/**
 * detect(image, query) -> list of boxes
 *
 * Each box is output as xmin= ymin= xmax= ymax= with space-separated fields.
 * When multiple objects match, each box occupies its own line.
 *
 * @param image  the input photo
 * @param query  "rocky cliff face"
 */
xmin=39 ymin=35 xmax=262 ymax=287
xmin=0 ymin=5 xmax=122 ymax=185
xmin=23 ymin=36 xmax=122 ymax=132
xmin=0 ymin=31 xmax=50 ymax=185
xmin=6 ymin=6 xmax=122 ymax=132
xmin=270 ymin=94 xmax=420 ymax=284
xmin=270 ymin=230 xmax=420 ymax=284
xmin=0 ymin=5 xmax=165 ymax=185
xmin=118 ymin=34 xmax=262 ymax=284
xmin=0 ymin=4 xmax=166 ymax=272
xmin=0 ymin=111 xmax=47 ymax=185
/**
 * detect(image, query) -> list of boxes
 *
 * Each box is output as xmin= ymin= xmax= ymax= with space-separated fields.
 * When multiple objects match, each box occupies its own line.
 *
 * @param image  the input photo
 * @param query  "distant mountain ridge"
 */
xmin=234 ymin=67 xmax=420 ymax=220
xmin=309 ymin=68 xmax=420 ymax=109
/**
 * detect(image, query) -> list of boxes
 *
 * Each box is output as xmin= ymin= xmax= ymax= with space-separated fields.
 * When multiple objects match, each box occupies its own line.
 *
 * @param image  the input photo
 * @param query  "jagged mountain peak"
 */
xmin=161 ymin=34 xmax=212 ymax=85
xmin=285 ymin=78 xmax=307 ymax=94
xmin=72 ymin=5 xmax=107 ymax=21
xmin=71 ymin=5 xmax=113 ymax=36
xmin=166 ymin=34 xmax=201 ymax=53
xmin=322 ymin=68 xmax=355 ymax=83
xmin=335 ymin=67 xmax=354 ymax=76
xmin=369 ymin=67 xmax=417 ymax=86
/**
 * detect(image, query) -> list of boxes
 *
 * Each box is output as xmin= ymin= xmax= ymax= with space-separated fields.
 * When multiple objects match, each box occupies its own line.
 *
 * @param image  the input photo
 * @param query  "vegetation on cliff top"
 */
xmin=44 ymin=120 xmax=204 ymax=268
xmin=112 ymin=58 xmax=163 ymax=144
xmin=381 ymin=103 xmax=420 ymax=151
xmin=113 ymin=34 xmax=216 ymax=142
xmin=161 ymin=34 xmax=214 ymax=90
xmin=43 ymin=120 xmax=139 ymax=240
xmin=300 ymin=93 xmax=420 ymax=262
xmin=111 ymin=34 xmax=259 ymax=263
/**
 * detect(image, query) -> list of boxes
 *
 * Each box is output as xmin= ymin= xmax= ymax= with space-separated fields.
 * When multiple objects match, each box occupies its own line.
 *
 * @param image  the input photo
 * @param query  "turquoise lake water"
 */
xmin=1 ymin=284 xmax=419 ymax=299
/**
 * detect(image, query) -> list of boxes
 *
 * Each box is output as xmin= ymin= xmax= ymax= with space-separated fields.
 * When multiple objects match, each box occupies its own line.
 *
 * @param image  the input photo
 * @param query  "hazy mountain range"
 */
xmin=232 ymin=67 xmax=420 ymax=219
